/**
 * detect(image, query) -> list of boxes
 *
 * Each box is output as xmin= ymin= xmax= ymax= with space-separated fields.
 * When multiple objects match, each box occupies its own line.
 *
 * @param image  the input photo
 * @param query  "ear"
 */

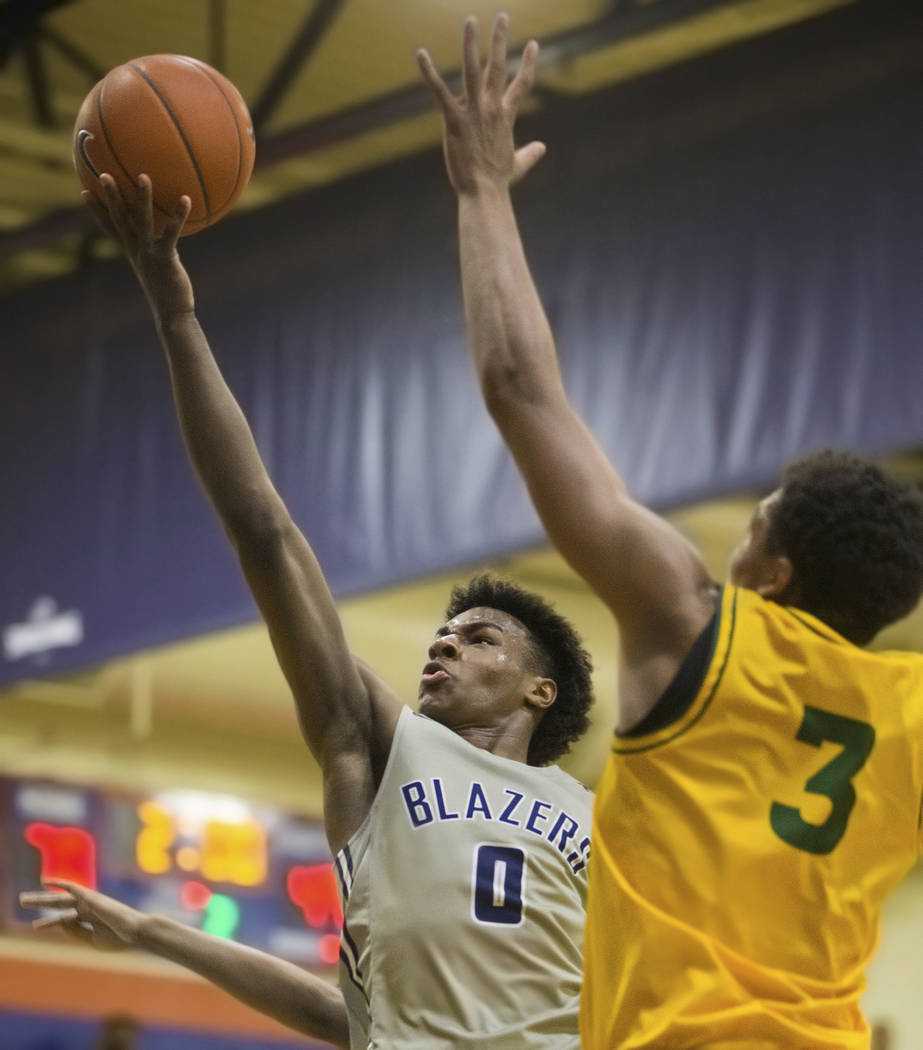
xmin=525 ymin=676 xmax=557 ymax=712
xmin=755 ymin=554 xmax=794 ymax=600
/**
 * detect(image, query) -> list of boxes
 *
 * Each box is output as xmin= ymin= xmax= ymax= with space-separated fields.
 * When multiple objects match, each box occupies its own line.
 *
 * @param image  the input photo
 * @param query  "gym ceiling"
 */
xmin=1 ymin=0 xmax=854 ymax=290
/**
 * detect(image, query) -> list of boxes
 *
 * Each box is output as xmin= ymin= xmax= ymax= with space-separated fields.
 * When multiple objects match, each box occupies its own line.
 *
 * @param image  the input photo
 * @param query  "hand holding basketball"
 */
xmin=88 ymin=173 xmax=195 ymax=319
xmin=73 ymin=54 xmax=255 ymax=237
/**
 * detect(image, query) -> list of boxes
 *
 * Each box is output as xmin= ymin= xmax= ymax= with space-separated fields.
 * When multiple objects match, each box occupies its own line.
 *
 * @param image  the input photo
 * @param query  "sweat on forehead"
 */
xmin=440 ymin=608 xmax=524 ymax=636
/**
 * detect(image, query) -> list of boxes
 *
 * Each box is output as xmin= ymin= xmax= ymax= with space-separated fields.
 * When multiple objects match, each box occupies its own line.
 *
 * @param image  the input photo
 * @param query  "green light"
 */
xmin=202 ymin=893 xmax=240 ymax=939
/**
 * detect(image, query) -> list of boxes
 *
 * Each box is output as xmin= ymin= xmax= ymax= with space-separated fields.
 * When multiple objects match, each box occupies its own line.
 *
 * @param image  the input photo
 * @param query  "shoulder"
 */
xmin=522 ymin=762 xmax=594 ymax=817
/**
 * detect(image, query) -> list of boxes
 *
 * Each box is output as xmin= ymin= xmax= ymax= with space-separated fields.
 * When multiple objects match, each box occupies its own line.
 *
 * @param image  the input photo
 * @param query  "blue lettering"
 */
xmin=465 ymin=783 xmax=493 ymax=820
xmin=433 ymin=778 xmax=459 ymax=820
xmin=526 ymin=799 xmax=552 ymax=835
xmin=401 ymin=781 xmax=433 ymax=827
xmin=547 ymin=811 xmax=579 ymax=854
xmin=569 ymin=836 xmax=591 ymax=875
xmin=473 ymin=845 xmax=525 ymax=925
xmin=499 ymin=789 xmax=524 ymax=827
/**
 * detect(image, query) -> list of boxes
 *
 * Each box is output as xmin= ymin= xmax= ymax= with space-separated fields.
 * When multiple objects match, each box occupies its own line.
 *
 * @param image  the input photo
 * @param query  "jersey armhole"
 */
xmin=618 ymin=601 xmax=720 ymax=740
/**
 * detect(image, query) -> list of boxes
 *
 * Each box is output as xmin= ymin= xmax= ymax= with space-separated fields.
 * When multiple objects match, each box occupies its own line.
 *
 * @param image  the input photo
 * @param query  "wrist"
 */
xmin=154 ymin=305 xmax=197 ymax=335
xmin=134 ymin=910 xmax=166 ymax=950
xmin=457 ymin=174 xmax=512 ymax=201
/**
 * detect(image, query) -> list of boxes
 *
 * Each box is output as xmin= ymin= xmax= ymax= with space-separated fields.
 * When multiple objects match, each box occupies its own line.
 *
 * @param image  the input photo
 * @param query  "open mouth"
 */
xmin=421 ymin=662 xmax=450 ymax=685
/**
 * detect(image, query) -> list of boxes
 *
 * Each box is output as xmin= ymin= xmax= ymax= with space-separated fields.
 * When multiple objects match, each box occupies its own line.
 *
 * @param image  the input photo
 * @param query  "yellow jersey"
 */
xmin=581 ymin=585 xmax=923 ymax=1050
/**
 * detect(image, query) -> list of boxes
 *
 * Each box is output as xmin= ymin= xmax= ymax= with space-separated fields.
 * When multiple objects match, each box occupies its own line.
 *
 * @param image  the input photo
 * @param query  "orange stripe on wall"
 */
xmin=0 ymin=954 xmax=313 ymax=1042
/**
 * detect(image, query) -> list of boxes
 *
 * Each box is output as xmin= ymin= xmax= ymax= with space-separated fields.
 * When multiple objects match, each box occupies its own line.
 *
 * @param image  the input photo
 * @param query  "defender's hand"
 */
xmin=85 ymin=173 xmax=194 ymax=321
xmin=20 ymin=879 xmax=143 ymax=952
xmin=417 ymin=14 xmax=545 ymax=195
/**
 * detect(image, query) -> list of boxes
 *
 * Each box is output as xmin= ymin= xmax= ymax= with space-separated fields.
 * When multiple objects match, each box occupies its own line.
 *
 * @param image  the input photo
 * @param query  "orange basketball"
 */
xmin=73 ymin=55 xmax=255 ymax=236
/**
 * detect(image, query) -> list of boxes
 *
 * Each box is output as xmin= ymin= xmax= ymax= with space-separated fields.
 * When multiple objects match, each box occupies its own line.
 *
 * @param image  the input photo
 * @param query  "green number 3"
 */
xmin=770 ymin=705 xmax=875 ymax=855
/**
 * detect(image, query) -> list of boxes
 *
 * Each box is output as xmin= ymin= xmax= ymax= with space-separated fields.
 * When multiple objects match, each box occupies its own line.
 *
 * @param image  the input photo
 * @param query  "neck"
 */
xmin=455 ymin=720 xmax=532 ymax=764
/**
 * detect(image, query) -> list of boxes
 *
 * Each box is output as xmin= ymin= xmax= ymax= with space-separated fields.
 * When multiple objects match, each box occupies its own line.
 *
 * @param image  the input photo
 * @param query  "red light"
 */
xmin=25 ymin=823 xmax=96 ymax=888
xmin=318 ymin=933 xmax=340 ymax=965
xmin=181 ymin=881 xmax=213 ymax=911
xmin=286 ymin=864 xmax=343 ymax=928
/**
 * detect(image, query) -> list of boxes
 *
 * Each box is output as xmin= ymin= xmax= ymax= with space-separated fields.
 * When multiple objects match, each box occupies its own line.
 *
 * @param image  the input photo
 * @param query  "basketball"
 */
xmin=72 ymin=55 xmax=255 ymax=236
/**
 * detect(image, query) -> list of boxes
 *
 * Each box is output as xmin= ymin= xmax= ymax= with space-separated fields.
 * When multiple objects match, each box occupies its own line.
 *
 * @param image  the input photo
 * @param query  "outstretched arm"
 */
xmin=88 ymin=176 xmax=402 ymax=848
xmin=20 ymin=881 xmax=349 ymax=1049
xmin=418 ymin=17 xmax=717 ymax=727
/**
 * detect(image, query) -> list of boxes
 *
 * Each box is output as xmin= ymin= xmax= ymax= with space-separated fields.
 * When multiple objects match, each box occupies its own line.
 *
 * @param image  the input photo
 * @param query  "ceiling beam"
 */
xmin=250 ymin=0 xmax=348 ymax=135
xmin=209 ymin=0 xmax=226 ymax=74
xmin=23 ymin=33 xmax=55 ymax=127
xmin=39 ymin=24 xmax=107 ymax=85
xmin=0 ymin=0 xmax=912 ymax=264
xmin=0 ymin=0 xmax=77 ymax=66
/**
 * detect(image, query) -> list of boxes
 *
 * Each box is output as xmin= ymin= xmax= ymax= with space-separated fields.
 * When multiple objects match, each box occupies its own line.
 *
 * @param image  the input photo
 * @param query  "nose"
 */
xmin=429 ymin=635 xmax=458 ymax=660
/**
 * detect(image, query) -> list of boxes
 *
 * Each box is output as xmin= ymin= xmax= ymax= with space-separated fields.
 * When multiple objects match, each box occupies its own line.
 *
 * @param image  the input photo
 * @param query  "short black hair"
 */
xmin=445 ymin=573 xmax=594 ymax=766
xmin=767 ymin=451 xmax=923 ymax=645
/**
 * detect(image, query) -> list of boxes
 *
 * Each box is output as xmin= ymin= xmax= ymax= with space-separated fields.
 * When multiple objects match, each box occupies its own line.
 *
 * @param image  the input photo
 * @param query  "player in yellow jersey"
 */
xmin=418 ymin=14 xmax=923 ymax=1049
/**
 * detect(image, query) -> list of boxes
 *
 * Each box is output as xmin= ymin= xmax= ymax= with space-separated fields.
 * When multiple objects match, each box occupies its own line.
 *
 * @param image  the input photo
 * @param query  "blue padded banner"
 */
xmin=1 ymin=6 xmax=921 ymax=684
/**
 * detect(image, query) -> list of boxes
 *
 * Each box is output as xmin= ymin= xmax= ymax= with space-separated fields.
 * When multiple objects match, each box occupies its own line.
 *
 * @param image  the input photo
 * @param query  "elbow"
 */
xmin=480 ymin=361 xmax=560 ymax=425
xmin=480 ymin=360 xmax=533 ymax=415
xmin=223 ymin=495 xmax=294 ymax=555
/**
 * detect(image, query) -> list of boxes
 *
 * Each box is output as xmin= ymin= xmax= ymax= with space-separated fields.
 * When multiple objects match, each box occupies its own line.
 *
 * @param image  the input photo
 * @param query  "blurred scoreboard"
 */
xmin=1 ymin=776 xmax=342 ymax=966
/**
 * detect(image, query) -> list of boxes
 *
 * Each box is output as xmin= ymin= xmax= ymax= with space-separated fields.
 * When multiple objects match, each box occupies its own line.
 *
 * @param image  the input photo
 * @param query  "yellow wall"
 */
xmin=863 ymin=863 xmax=923 ymax=1048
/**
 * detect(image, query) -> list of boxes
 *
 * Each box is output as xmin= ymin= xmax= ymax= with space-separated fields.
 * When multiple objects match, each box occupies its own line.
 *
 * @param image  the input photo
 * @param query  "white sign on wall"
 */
xmin=2 ymin=596 xmax=84 ymax=663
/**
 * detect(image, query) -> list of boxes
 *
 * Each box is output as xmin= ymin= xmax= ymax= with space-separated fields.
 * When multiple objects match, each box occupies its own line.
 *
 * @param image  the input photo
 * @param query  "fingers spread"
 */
xmin=504 ymin=39 xmax=539 ymax=114
xmin=417 ymin=48 xmax=456 ymax=116
xmin=162 ymin=195 xmax=192 ymax=245
xmin=42 ymin=878 xmax=84 ymax=895
xmin=33 ymin=908 xmax=80 ymax=930
xmin=485 ymin=12 xmax=509 ymax=96
xmin=20 ymin=890 xmax=77 ymax=909
xmin=512 ymin=140 xmax=546 ymax=184
xmin=462 ymin=16 xmax=481 ymax=106
xmin=99 ymin=173 xmax=129 ymax=230
xmin=132 ymin=174 xmax=155 ymax=241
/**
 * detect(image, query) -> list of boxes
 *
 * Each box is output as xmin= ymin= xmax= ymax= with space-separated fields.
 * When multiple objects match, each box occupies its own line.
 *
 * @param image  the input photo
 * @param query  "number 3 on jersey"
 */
xmin=472 ymin=844 xmax=525 ymax=925
xmin=770 ymin=705 xmax=875 ymax=855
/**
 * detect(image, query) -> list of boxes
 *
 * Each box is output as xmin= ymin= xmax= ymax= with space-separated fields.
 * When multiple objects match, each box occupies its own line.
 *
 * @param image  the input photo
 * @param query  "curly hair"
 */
xmin=767 ymin=451 xmax=923 ymax=645
xmin=444 ymin=574 xmax=594 ymax=767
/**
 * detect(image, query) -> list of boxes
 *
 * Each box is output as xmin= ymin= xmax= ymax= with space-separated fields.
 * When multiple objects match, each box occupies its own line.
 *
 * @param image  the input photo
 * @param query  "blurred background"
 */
xmin=1 ymin=0 xmax=921 ymax=1046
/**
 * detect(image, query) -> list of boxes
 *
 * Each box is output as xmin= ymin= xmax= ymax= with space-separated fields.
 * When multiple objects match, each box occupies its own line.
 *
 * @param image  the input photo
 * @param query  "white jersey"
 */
xmin=334 ymin=707 xmax=592 ymax=1050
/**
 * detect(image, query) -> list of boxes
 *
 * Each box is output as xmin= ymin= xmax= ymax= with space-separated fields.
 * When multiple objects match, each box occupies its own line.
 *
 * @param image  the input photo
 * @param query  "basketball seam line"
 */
xmin=174 ymin=56 xmax=246 ymax=217
xmin=128 ymin=62 xmax=211 ymax=219
xmin=95 ymin=83 xmax=173 ymax=220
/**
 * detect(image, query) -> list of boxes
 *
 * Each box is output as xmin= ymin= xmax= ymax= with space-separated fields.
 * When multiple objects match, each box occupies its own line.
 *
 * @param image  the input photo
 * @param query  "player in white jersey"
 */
xmin=48 ymin=171 xmax=596 ymax=1048
xmin=336 ymin=608 xmax=593 ymax=1047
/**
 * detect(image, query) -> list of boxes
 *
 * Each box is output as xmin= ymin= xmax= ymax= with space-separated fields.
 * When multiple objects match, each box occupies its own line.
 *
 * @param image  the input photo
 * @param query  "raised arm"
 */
xmin=20 ymin=881 xmax=348 ymax=1049
xmin=89 ymin=176 xmax=401 ymax=848
xmin=418 ymin=17 xmax=718 ymax=726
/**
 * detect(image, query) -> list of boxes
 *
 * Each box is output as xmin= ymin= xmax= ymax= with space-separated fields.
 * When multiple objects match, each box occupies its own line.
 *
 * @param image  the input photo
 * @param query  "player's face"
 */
xmin=418 ymin=606 xmax=543 ymax=728
xmin=729 ymin=490 xmax=782 ymax=589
